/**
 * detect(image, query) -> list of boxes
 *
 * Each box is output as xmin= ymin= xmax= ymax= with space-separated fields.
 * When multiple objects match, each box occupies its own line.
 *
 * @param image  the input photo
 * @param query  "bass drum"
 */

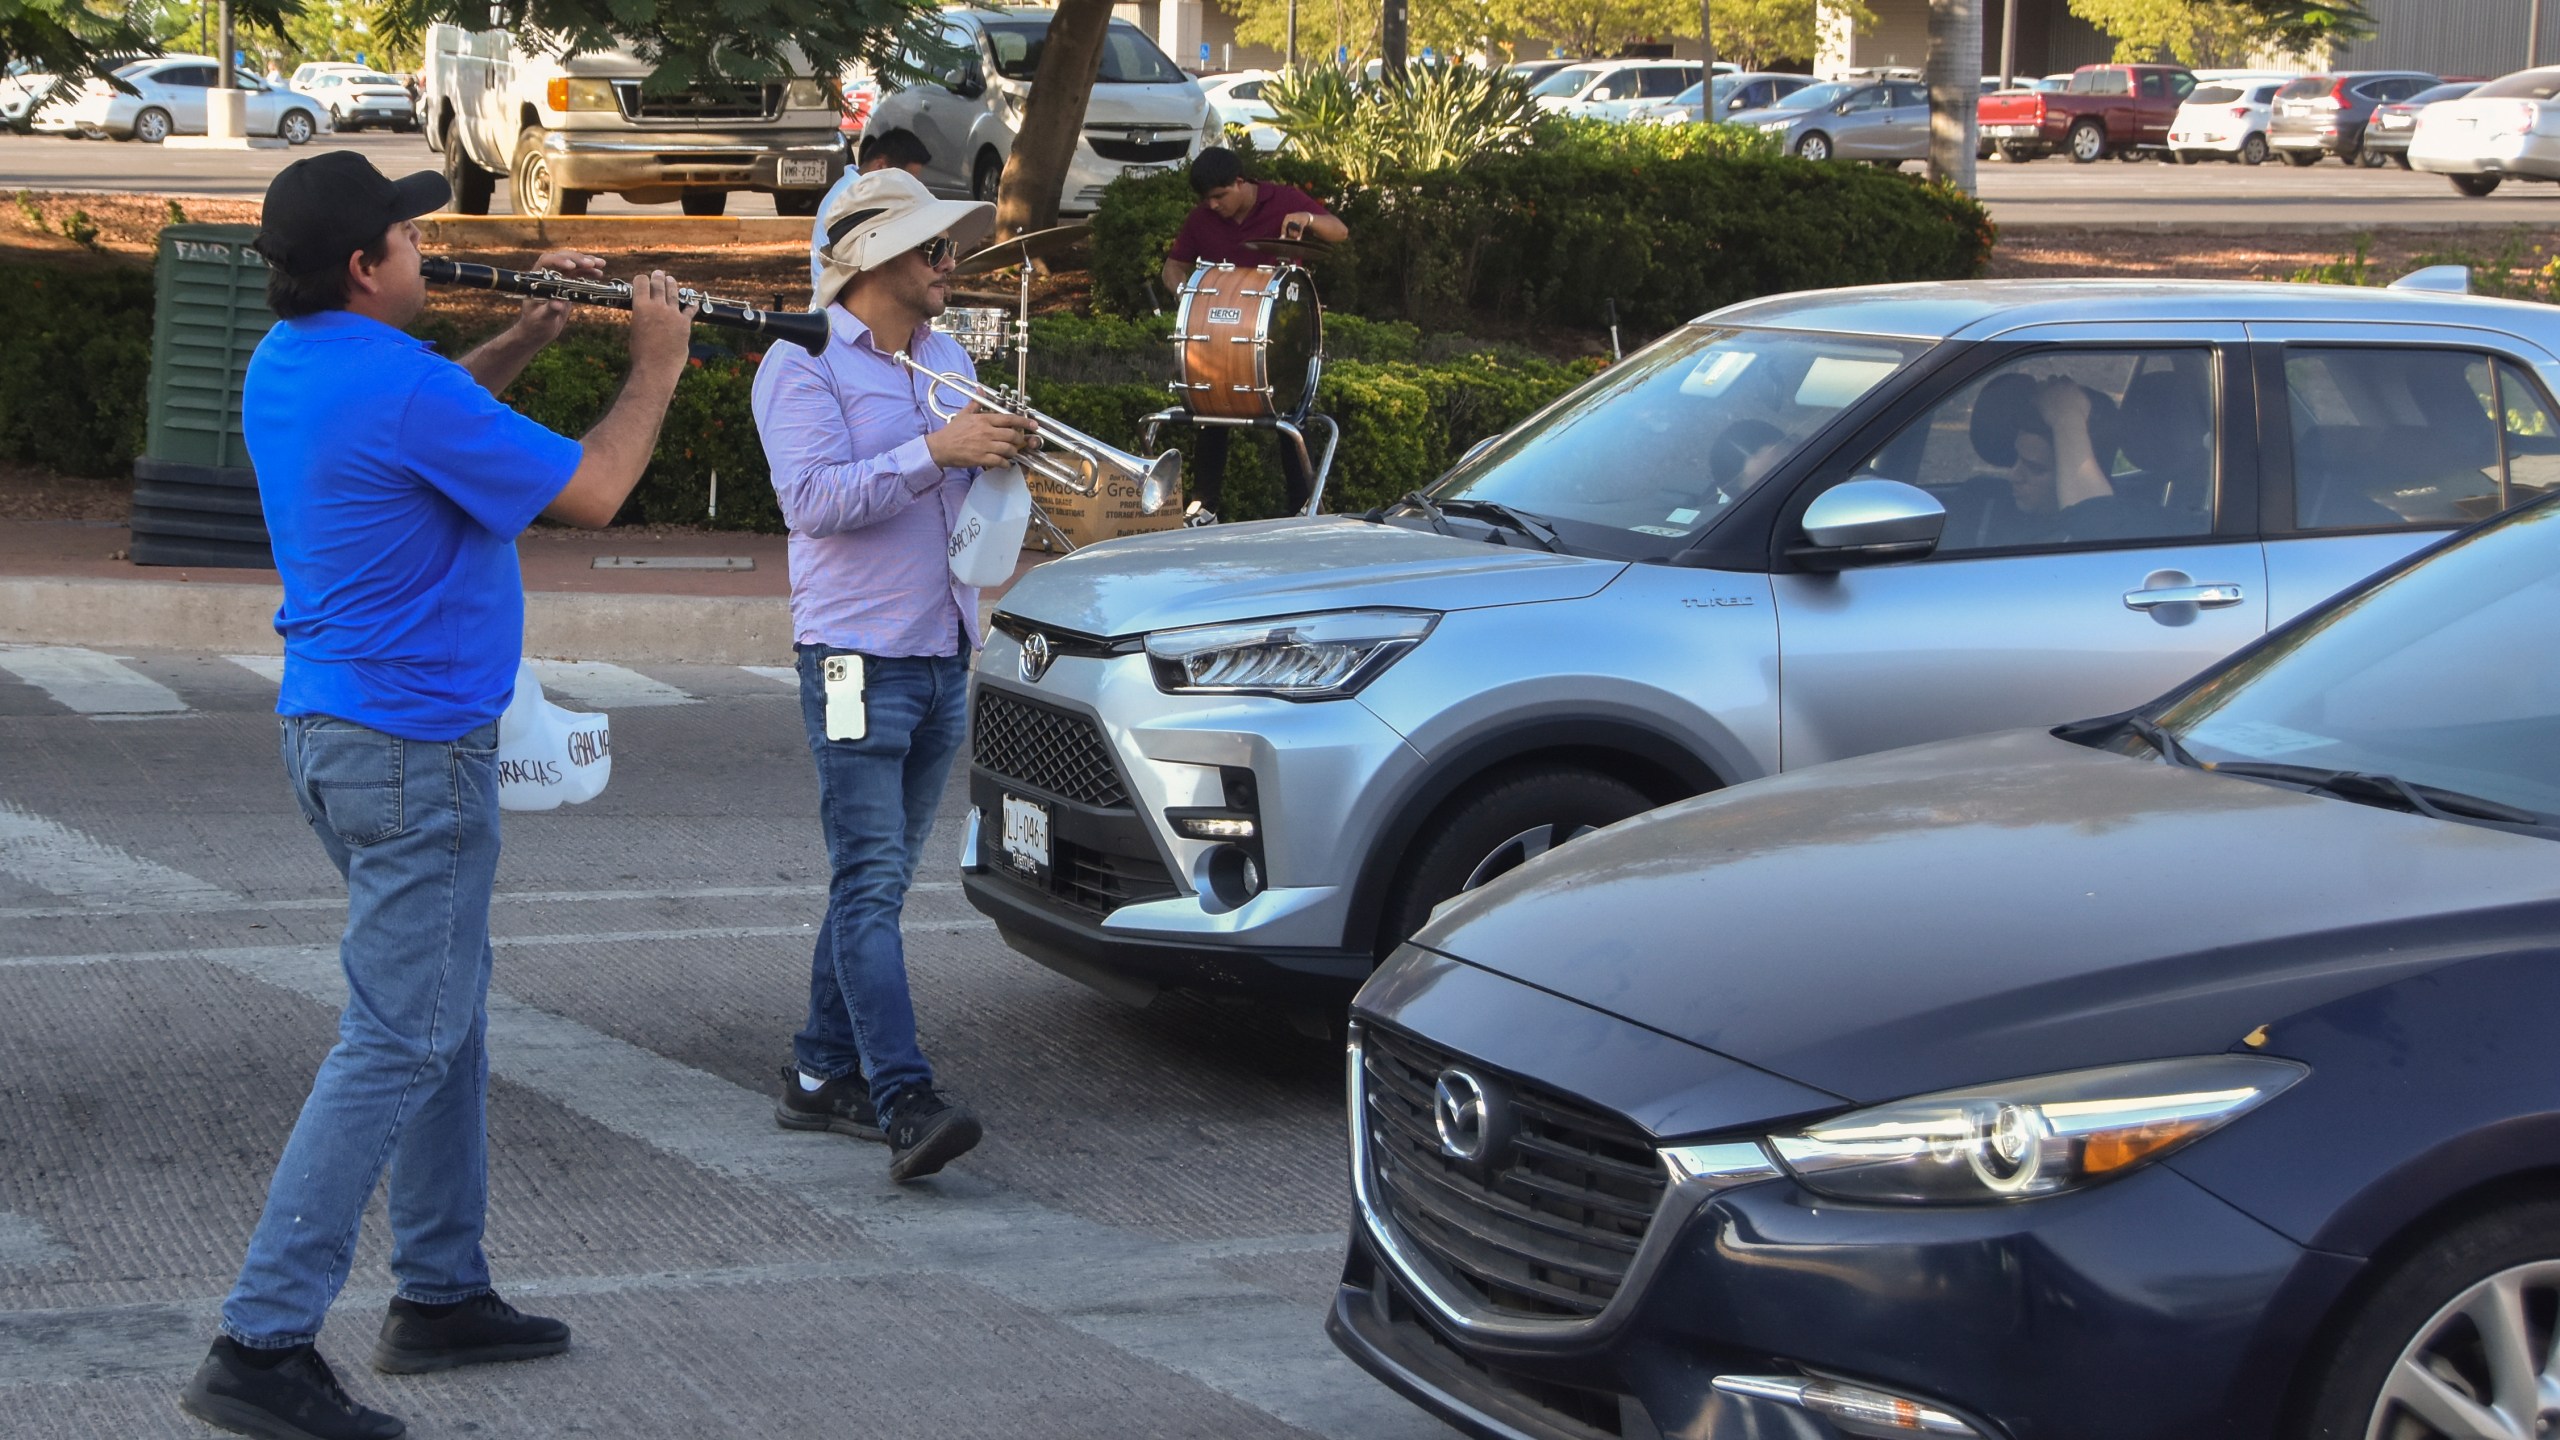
xmin=1175 ymin=262 xmax=1323 ymax=421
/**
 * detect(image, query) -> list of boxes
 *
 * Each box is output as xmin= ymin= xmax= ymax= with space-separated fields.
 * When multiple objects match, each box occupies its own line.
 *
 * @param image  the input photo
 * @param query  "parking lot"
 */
xmin=4 ymin=126 xmax=2555 ymax=226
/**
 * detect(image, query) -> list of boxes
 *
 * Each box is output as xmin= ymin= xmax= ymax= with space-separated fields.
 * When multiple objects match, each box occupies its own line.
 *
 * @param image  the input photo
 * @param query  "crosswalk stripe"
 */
xmin=0 ymin=800 xmax=233 ymax=909
xmin=0 ymin=645 xmax=187 ymax=715
xmin=741 ymin=665 xmax=798 ymax=687
xmin=528 ymin=659 xmax=695 ymax=709
xmin=224 ymin=654 xmax=285 ymax=684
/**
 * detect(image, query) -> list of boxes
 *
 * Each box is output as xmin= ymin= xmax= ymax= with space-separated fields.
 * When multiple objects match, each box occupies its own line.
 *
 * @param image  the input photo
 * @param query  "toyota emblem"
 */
xmin=1433 ymin=1069 xmax=1490 ymax=1162
xmin=1018 ymin=631 xmax=1054 ymax=683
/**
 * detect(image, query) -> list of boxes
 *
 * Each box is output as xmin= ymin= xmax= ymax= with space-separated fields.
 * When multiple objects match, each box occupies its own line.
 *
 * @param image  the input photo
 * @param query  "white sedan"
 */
xmin=298 ymin=69 xmax=415 ymax=132
xmin=51 ymin=56 xmax=321 ymax=144
xmin=1201 ymin=69 xmax=1281 ymax=152
xmin=2410 ymin=65 xmax=2560 ymax=196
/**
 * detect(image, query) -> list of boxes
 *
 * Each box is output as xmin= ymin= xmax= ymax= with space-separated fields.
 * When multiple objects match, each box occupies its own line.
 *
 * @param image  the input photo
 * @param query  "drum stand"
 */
xmin=1138 ymin=361 xmax=1341 ymax=519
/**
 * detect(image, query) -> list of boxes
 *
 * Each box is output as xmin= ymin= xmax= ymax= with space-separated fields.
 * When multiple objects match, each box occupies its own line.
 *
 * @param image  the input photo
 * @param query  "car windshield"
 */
xmin=348 ymin=72 xmax=400 ymax=86
xmin=2404 ymin=83 xmax=2475 ymax=103
xmin=2276 ymin=76 xmax=2334 ymax=98
xmin=2151 ymin=498 xmax=2560 ymax=823
xmin=1430 ymin=326 xmax=1927 ymax=546
xmin=983 ymin=21 xmax=1185 ymax=84
xmin=1776 ymin=81 xmax=1853 ymax=110
xmin=2475 ymin=69 xmax=2560 ymax=100
xmin=2190 ymin=86 xmax=2242 ymax=104
xmin=1528 ymin=66 xmax=1601 ymax=97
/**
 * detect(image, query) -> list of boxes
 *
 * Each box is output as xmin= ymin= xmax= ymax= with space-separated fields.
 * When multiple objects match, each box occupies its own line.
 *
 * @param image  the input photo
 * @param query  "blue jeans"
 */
xmin=792 ymin=645 xmax=969 ymax=1115
xmin=221 ymin=715 xmax=503 ymax=1348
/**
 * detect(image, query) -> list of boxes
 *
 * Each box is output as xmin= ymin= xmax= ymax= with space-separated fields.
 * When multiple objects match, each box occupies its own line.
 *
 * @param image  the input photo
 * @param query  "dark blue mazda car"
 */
xmin=1330 ymin=493 xmax=2560 ymax=1440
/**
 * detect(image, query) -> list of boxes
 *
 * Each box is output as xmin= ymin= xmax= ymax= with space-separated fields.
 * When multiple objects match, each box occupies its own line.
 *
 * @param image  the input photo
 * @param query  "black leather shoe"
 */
xmin=179 ymin=1338 xmax=404 ymax=1440
xmin=884 ymin=1085 xmax=983 ymax=1183
xmin=773 ymin=1063 xmax=884 ymax=1142
xmin=370 ymin=1292 xmax=569 ymax=1375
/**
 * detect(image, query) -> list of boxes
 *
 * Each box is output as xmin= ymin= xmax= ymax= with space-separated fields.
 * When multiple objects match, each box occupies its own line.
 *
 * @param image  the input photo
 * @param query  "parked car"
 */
xmin=1731 ymin=79 xmax=1927 ymax=162
xmin=1200 ymin=68 xmax=1281 ymax=151
xmin=1628 ymin=71 xmax=1817 ymax=126
xmin=288 ymin=61 xmax=373 ymax=90
xmin=1 ymin=61 xmax=58 ymax=127
xmin=1977 ymin=61 xmax=2196 ymax=161
xmin=867 ymin=7 xmax=1211 ymax=211
xmin=2168 ymin=78 xmax=2284 ymax=163
xmin=2409 ymin=66 xmax=2560 ymax=195
xmin=1505 ymin=59 xmax=1579 ymax=90
xmin=298 ymin=68 xmax=415 ymax=131
xmin=2269 ymin=69 xmax=2438 ymax=164
xmin=1331 ymin=487 xmax=2560 ymax=1440
xmin=2360 ymin=79 xmax=2479 ymax=168
xmin=50 ymin=57 xmax=320 ymax=143
xmin=960 ymin=275 xmax=2560 ymax=1009
xmin=1526 ymin=60 xmax=1702 ymax=121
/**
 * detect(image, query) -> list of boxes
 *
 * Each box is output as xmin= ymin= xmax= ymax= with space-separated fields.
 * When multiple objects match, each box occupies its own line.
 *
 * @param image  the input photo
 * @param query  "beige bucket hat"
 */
xmin=812 ymin=168 xmax=996 ymax=311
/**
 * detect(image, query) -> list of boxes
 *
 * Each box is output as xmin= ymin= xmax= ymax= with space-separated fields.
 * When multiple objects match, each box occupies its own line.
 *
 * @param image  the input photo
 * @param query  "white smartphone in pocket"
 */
xmin=822 ymin=655 xmax=866 ymax=741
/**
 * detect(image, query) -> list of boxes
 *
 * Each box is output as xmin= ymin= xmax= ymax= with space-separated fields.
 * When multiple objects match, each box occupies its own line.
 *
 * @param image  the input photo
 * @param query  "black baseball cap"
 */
xmin=253 ymin=150 xmax=450 ymax=274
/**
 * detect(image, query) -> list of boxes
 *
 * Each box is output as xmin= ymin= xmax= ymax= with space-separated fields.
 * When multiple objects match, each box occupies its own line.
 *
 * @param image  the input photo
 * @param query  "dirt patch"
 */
xmin=0 ymin=463 xmax=132 ymax=522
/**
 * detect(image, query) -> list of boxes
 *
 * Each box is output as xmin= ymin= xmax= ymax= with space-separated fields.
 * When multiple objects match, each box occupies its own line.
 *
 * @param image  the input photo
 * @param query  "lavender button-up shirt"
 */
xmin=751 ymin=306 xmax=982 ymax=656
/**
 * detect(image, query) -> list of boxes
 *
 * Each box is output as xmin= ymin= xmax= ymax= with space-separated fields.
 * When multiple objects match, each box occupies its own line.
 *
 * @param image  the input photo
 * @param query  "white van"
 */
xmin=423 ymin=23 xmax=844 ymax=216
xmin=866 ymin=6 xmax=1213 ymax=212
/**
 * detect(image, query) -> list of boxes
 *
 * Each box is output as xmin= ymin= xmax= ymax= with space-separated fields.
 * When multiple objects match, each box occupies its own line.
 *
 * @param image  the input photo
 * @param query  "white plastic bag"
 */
xmin=496 ymin=661 xmax=611 ymax=811
xmin=948 ymin=463 xmax=1032 ymax=588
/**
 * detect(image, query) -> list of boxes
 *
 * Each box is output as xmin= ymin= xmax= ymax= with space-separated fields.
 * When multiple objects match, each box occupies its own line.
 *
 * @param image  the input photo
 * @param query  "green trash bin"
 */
xmin=132 ymin=223 xmax=276 ymax=567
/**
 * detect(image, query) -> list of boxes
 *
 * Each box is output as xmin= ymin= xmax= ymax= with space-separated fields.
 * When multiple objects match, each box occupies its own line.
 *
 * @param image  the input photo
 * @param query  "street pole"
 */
xmin=1287 ymin=0 xmax=1298 ymax=69
xmin=1699 ymin=0 xmax=1715 ymax=85
xmin=2532 ymin=0 xmax=2545 ymax=70
xmin=1999 ymin=0 xmax=2016 ymax=88
xmin=1383 ymin=0 xmax=1407 ymax=76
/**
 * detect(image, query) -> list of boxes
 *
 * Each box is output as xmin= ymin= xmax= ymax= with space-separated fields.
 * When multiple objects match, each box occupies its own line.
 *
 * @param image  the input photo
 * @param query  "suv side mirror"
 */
xmin=1788 ymin=479 xmax=1945 ymax=569
xmin=942 ymin=66 xmax=982 ymax=98
xmin=1590 ymin=85 xmax=1614 ymax=101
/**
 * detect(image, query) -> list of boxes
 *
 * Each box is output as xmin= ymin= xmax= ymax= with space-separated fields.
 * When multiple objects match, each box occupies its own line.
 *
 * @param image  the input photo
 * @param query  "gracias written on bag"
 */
xmin=948 ymin=463 xmax=1032 ymax=588
xmin=496 ymin=661 xmax=610 ymax=811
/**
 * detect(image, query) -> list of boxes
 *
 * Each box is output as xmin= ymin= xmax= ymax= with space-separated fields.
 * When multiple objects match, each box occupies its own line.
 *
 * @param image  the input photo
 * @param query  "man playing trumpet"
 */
xmin=754 ymin=167 xmax=1032 ymax=1183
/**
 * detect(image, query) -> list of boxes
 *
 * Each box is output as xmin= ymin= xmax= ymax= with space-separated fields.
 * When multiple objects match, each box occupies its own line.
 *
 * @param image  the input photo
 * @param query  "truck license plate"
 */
xmin=1122 ymin=163 xmax=1174 ymax=180
xmin=779 ymin=158 xmax=827 ymax=186
xmin=1000 ymin=793 xmax=1051 ymax=876
xmin=1985 ymin=124 xmax=2032 ymax=137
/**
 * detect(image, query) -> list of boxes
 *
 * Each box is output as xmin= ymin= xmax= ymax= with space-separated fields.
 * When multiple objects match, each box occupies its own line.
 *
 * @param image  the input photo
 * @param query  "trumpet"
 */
xmin=419 ymin=257 xmax=830 ymax=356
xmin=892 ymin=351 xmax=1180 ymax=515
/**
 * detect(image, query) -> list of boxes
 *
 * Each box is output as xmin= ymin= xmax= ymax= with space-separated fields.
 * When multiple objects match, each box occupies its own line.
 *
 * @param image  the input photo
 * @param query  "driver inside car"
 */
xmin=1965 ymin=372 xmax=2130 ymax=547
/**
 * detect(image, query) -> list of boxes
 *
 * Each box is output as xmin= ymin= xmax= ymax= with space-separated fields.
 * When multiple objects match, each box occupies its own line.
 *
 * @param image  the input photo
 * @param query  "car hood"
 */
xmin=1409 ymin=728 xmax=2560 ymax=1105
xmin=993 ymin=516 xmax=1626 ymax=638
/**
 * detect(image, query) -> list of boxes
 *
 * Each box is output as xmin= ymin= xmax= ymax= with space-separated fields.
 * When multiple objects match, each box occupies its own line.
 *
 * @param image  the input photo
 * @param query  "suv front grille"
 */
xmin=612 ymin=80 xmax=782 ymax=122
xmin=974 ymin=691 xmax=1128 ymax=809
xmin=1362 ymin=1026 xmax=1666 ymax=1321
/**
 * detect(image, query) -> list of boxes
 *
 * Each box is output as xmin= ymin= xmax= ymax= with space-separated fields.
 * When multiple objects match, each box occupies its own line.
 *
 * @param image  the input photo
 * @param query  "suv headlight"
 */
xmin=785 ymin=79 xmax=831 ymax=111
xmin=1769 ymin=1056 xmax=2305 ymax=1204
xmin=1145 ymin=610 xmax=1437 ymax=700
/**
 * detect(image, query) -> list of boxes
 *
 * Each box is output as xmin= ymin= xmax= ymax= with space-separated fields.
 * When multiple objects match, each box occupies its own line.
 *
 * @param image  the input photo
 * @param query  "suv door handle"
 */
xmin=2124 ymin=582 xmax=2246 ymax=611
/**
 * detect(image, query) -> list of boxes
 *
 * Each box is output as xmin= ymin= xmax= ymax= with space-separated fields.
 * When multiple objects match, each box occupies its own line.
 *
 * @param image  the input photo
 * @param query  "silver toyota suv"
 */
xmin=962 ymin=277 xmax=2560 ymax=1006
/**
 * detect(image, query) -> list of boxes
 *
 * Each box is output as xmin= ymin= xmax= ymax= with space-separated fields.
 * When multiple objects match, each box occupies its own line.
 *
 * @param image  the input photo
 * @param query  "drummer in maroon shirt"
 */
xmin=1157 ymin=147 xmax=1349 ymax=523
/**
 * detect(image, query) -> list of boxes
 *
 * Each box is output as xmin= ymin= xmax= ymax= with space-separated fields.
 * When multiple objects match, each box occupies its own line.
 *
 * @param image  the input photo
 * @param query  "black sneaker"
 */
xmin=179 ymin=1338 xmax=404 ymax=1440
xmin=884 ymin=1086 xmax=983 ymax=1183
xmin=773 ymin=1063 xmax=884 ymax=1142
xmin=369 ymin=1292 xmax=569 ymax=1375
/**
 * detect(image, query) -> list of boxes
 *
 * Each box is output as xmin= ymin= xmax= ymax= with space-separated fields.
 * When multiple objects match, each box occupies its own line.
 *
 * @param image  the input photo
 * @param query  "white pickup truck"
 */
xmin=422 ymin=24 xmax=844 ymax=216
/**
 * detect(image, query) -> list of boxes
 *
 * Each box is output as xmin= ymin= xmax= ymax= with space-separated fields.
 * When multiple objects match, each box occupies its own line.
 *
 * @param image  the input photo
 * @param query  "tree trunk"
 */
xmin=1925 ymin=0 xmax=1980 ymax=194
xmin=994 ymin=0 xmax=1116 ymax=240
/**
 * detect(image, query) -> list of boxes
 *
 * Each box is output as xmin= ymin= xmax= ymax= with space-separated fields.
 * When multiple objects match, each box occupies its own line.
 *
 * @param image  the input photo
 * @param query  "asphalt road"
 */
xmin=6 ymin=126 xmax=2558 ymax=226
xmin=0 ymin=644 xmax=1447 ymax=1440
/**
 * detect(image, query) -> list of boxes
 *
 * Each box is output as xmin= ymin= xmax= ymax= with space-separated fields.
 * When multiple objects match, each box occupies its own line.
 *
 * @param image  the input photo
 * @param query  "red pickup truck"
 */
xmin=1978 ymin=63 xmax=2198 ymax=162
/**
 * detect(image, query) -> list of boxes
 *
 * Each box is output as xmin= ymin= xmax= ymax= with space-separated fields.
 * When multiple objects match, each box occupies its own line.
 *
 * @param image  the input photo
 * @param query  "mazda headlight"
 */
xmin=1769 ymin=1056 xmax=2304 ymax=1204
xmin=1145 ymin=610 xmax=1437 ymax=700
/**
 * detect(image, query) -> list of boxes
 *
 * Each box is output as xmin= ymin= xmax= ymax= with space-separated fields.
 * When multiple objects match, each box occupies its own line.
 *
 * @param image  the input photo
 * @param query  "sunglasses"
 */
xmin=914 ymin=236 xmax=957 ymax=268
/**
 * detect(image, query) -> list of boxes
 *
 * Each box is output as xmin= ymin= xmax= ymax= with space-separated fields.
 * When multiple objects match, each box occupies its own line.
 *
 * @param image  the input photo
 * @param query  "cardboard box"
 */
xmin=1023 ymin=469 xmax=1186 ymax=553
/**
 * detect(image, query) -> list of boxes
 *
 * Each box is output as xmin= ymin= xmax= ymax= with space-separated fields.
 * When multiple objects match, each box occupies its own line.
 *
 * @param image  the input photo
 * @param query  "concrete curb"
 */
xmin=417 ymin=215 xmax=813 ymax=248
xmin=0 ymin=577 xmax=793 ymax=665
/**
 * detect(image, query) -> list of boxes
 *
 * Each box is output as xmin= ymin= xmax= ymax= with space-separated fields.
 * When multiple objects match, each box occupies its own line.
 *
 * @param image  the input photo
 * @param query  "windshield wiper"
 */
xmin=1436 ymin=497 xmax=1561 ymax=551
xmin=1374 ymin=490 xmax=1455 ymax=536
xmin=2201 ymin=762 xmax=2551 ymax=828
xmin=2121 ymin=713 xmax=2203 ymax=769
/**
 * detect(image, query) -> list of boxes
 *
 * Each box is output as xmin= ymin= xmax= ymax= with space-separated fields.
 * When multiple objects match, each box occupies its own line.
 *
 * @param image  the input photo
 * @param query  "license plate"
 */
xmin=1000 ymin=793 xmax=1051 ymax=877
xmin=2380 ymin=115 xmax=2410 ymax=128
xmin=1122 ymin=163 xmax=1173 ymax=180
xmin=1984 ymin=124 xmax=2033 ymax=137
xmin=779 ymin=158 xmax=827 ymax=186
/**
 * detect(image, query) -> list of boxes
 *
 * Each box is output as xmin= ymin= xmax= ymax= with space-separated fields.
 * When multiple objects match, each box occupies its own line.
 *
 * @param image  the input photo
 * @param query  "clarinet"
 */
xmin=419 ymin=257 xmax=829 ymax=356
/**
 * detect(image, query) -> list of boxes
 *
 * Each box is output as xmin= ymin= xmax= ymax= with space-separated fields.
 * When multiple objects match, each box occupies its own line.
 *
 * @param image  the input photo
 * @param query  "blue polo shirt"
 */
xmin=244 ymin=310 xmax=583 ymax=741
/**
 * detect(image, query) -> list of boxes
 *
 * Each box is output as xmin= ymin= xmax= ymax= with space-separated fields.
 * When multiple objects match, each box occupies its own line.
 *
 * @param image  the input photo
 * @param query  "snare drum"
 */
xmin=1174 ymin=262 xmax=1323 ymax=421
xmin=931 ymin=306 xmax=1011 ymax=362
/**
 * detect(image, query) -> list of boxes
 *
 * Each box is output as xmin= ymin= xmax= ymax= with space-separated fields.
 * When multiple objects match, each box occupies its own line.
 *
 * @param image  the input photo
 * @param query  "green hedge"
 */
xmin=0 ymin=265 xmax=155 ymax=476
xmin=1091 ymin=143 xmax=1996 ymax=336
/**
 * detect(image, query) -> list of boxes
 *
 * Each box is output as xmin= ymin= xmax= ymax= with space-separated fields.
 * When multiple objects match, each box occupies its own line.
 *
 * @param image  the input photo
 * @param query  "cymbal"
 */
xmin=951 ymin=223 xmax=1092 ymax=277
xmin=1242 ymin=236 xmax=1334 ymax=261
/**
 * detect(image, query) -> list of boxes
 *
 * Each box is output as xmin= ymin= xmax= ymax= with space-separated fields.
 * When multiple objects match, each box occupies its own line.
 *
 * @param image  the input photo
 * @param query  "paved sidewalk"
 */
xmin=0 ymin=518 xmax=1047 ymax=664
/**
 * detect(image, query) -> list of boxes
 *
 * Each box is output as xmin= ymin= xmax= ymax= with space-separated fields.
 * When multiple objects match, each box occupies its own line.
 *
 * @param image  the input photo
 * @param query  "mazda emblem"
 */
xmin=1434 ymin=1069 xmax=1490 ymax=1162
xmin=1018 ymin=631 xmax=1054 ymax=683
